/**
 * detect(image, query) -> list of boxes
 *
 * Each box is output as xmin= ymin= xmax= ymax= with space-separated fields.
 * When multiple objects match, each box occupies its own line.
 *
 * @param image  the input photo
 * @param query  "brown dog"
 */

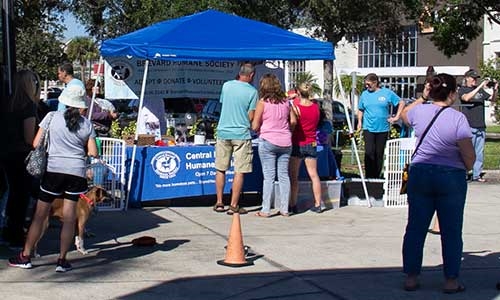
xmin=34 ymin=186 xmax=110 ymax=256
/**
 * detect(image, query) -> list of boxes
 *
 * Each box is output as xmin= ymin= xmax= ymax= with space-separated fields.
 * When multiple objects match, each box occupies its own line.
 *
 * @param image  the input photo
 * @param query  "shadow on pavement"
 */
xmin=117 ymin=250 xmax=500 ymax=300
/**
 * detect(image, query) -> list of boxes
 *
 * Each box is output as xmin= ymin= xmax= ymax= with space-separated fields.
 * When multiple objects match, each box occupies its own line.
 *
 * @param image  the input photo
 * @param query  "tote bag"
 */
xmin=25 ymin=112 xmax=54 ymax=178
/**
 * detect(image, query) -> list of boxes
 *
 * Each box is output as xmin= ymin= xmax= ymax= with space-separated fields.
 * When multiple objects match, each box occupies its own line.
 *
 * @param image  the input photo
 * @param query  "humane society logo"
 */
xmin=151 ymin=151 xmax=181 ymax=179
xmin=109 ymin=59 xmax=133 ymax=82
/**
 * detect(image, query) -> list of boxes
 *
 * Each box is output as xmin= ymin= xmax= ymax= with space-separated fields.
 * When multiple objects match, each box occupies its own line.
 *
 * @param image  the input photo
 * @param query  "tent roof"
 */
xmin=100 ymin=9 xmax=334 ymax=61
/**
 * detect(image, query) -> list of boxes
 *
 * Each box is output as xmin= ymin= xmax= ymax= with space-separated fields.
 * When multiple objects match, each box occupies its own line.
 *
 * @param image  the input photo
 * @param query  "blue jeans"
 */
xmin=258 ymin=139 xmax=291 ymax=214
xmin=471 ymin=128 xmax=485 ymax=180
xmin=402 ymin=163 xmax=467 ymax=279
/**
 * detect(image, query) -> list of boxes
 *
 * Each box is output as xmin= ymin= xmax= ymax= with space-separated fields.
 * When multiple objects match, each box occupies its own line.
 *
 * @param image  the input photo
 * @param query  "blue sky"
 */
xmin=63 ymin=12 xmax=86 ymax=41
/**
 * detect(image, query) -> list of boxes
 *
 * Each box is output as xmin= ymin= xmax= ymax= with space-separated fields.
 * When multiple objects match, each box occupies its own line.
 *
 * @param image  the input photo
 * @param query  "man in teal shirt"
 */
xmin=213 ymin=63 xmax=257 ymax=214
xmin=357 ymin=73 xmax=405 ymax=178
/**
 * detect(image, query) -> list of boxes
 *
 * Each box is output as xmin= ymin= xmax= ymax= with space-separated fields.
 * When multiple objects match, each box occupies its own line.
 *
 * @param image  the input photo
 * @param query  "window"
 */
xmin=287 ymin=61 xmax=306 ymax=90
xmin=357 ymin=26 xmax=418 ymax=68
xmin=379 ymin=77 xmax=417 ymax=99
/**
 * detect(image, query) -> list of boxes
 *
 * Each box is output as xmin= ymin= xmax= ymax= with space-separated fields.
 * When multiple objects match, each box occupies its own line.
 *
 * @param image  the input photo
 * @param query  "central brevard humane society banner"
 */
xmin=104 ymin=57 xmax=284 ymax=100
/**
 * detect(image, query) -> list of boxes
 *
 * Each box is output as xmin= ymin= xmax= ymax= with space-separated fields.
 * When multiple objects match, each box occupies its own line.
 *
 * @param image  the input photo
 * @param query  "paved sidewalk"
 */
xmin=0 ymin=182 xmax=499 ymax=300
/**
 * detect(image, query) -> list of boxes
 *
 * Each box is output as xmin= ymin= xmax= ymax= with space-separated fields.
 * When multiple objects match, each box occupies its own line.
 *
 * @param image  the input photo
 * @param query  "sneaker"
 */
xmin=8 ymin=252 xmax=32 ymax=269
xmin=310 ymin=205 xmax=323 ymax=213
xmin=55 ymin=258 xmax=72 ymax=273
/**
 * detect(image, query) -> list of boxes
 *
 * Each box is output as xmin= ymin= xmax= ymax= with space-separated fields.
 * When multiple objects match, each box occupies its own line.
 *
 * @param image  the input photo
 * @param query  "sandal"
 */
xmin=227 ymin=205 xmax=247 ymax=215
xmin=213 ymin=203 xmax=226 ymax=213
xmin=443 ymin=284 xmax=466 ymax=294
xmin=255 ymin=211 xmax=270 ymax=218
xmin=427 ymin=229 xmax=440 ymax=235
xmin=279 ymin=212 xmax=290 ymax=217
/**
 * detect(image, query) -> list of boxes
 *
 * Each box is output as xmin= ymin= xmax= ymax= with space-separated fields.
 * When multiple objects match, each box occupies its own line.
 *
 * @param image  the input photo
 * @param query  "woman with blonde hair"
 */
xmin=289 ymin=82 xmax=322 ymax=213
xmin=252 ymin=74 xmax=296 ymax=217
xmin=0 ymin=70 xmax=41 ymax=248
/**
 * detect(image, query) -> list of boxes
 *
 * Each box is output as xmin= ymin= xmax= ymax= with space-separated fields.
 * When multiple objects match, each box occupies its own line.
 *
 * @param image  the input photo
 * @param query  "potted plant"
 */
xmin=189 ymin=118 xmax=206 ymax=145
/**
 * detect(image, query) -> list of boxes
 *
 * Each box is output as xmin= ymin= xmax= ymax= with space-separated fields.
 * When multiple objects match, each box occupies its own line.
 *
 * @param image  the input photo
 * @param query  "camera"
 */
xmin=485 ymin=77 xmax=497 ymax=88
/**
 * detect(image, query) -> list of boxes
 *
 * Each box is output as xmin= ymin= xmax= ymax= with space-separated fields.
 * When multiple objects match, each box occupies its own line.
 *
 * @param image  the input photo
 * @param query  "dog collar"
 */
xmin=80 ymin=193 xmax=94 ymax=206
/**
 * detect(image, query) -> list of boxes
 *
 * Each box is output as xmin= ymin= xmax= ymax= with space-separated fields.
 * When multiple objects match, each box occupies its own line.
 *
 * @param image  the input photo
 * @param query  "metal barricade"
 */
xmin=93 ymin=138 xmax=126 ymax=211
xmin=382 ymin=137 xmax=416 ymax=207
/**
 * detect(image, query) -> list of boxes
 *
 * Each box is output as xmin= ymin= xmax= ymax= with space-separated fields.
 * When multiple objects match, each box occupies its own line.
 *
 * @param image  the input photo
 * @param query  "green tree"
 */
xmin=479 ymin=58 xmax=500 ymax=123
xmin=14 ymin=0 xmax=68 ymax=79
xmin=66 ymin=37 xmax=99 ymax=81
xmin=333 ymin=75 xmax=365 ymax=101
xmin=293 ymin=71 xmax=322 ymax=97
xmin=420 ymin=1 xmax=500 ymax=57
xmin=69 ymin=0 xmax=298 ymax=40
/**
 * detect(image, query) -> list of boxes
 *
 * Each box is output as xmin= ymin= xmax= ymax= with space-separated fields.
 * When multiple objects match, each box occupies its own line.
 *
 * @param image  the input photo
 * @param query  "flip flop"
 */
xmin=428 ymin=229 xmax=441 ymax=235
xmin=213 ymin=203 xmax=226 ymax=213
xmin=255 ymin=211 xmax=270 ymax=218
xmin=443 ymin=284 xmax=466 ymax=294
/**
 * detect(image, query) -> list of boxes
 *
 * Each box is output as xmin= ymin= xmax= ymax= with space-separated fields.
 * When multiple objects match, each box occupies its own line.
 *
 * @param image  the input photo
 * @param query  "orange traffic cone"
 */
xmin=217 ymin=212 xmax=253 ymax=267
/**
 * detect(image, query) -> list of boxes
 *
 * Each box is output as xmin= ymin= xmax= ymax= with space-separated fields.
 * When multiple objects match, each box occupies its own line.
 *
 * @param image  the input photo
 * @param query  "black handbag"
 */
xmin=400 ymin=106 xmax=449 ymax=194
xmin=25 ymin=112 xmax=55 ymax=178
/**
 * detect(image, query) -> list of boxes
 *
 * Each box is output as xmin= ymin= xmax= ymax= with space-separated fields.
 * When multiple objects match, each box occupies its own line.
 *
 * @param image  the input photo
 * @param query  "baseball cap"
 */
xmin=464 ymin=69 xmax=480 ymax=78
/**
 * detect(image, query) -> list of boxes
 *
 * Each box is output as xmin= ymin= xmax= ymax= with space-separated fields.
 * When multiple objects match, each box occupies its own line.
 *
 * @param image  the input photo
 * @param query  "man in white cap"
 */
xmin=459 ymin=69 xmax=498 ymax=182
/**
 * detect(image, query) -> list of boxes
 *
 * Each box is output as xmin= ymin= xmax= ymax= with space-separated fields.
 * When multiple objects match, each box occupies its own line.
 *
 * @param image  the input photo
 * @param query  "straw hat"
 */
xmin=58 ymin=85 xmax=87 ymax=108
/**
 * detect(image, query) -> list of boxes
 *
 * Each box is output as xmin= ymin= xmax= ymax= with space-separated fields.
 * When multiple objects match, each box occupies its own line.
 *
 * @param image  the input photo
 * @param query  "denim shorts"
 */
xmin=291 ymin=143 xmax=317 ymax=159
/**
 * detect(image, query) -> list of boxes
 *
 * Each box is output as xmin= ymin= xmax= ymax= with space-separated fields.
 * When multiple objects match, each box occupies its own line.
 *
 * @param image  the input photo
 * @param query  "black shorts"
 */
xmin=39 ymin=172 xmax=88 ymax=202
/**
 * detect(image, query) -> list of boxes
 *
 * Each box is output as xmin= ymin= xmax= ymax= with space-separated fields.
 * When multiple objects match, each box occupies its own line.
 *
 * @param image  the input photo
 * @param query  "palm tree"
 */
xmin=293 ymin=71 xmax=322 ymax=97
xmin=333 ymin=75 xmax=365 ymax=100
xmin=66 ymin=36 xmax=99 ymax=81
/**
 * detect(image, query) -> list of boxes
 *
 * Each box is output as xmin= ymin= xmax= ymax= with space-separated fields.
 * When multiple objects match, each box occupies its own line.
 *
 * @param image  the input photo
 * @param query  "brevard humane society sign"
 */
xmin=104 ymin=57 xmax=283 ymax=100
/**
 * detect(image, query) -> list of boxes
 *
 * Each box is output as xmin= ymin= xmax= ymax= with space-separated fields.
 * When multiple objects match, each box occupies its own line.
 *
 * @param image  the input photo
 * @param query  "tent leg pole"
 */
xmin=332 ymin=62 xmax=371 ymax=207
xmin=125 ymin=59 xmax=150 ymax=209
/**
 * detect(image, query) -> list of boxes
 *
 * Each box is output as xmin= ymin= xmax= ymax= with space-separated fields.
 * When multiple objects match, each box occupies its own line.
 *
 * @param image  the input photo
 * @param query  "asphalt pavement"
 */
xmin=0 ymin=178 xmax=499 ymax=300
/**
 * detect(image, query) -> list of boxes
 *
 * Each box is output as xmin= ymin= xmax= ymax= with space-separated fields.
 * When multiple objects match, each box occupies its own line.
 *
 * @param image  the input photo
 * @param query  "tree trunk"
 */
xmin=80 ymin=62 xmax=85 ymax=83
xmin=322 ymin=60 xmax=334 ymax=120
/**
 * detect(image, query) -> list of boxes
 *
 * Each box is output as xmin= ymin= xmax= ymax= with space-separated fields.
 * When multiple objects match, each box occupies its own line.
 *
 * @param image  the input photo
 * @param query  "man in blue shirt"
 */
xmin=57 ymin=63 xmax=85 ymax=111
xmin=213 ymin=63 xmax=258 ymax=214
xmin=357 ymin=73 xmax=405 ymax=178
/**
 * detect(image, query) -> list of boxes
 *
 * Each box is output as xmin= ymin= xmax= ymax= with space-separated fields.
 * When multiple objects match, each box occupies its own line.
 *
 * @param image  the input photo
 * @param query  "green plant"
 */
xmin=188 ymin=118 xmax=206 ymax=136
xmin=333 ymin=75 xmax=365 ymax=99
xmin=479 ymin=58 xmax=500 ymax=124
xmin=166 ymin=126 xmax=175 ymax=137
xmin=121 ymin=121 xmax=136 ymax=138
xmin=292 ymin=71 xmax=322 ymax=97
xmin=110 ymin=120 xmax=121 ymax=138
xmin=211 ymin=122 xmax=218 ymax=139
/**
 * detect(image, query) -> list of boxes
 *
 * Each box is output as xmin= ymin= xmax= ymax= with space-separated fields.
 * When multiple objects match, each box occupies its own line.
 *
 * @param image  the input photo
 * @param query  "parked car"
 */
xmin=40 ymin=87 xmax=62 ymax=99
xmin=44 ymin=98 xmax=59 ymax=111
xmin=331 ymin=100 xmax=357 ymax=130
xmin=314 ymin=99 xmax=356 ymax=130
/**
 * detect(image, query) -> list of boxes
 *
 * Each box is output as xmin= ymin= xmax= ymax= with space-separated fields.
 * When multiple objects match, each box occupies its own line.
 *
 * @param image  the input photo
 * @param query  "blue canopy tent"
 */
xmin=100 ymin=9 xmax=334 ymax=61
xmin=98 ymin=10 xmax=375 ymax=208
